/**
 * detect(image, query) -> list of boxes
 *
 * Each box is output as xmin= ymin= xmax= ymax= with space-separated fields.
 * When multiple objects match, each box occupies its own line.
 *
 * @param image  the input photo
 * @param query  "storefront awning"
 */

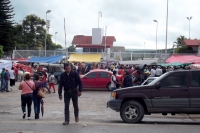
xmin=68 ymin=54 xmax=101 ymax=62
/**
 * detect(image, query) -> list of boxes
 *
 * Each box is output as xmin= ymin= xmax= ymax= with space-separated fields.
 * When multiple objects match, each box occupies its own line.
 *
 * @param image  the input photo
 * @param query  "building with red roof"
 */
xmin=71 ymin=28 xmax=121 ymax=53
xmin=182 ymin=39 xmax=200 ymax=53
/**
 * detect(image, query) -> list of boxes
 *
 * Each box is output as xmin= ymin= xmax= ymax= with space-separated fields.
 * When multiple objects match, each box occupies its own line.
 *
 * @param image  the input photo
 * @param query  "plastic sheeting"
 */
xmin=0 ymin=60 xmax=12 ymax=73
xmin=68 ymin=54 xmax=101 ymax=62
xmin=166 ymin=55 xmax=200 ymax=63
xmin=29 ymin=54 xmax=64 ymax=63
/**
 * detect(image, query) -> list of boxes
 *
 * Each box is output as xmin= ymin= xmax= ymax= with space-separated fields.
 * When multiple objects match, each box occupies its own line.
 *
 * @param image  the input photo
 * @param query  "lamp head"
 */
xmin=55 ymin=32 xmax=58 ymax=34
xmin=46 ymin=10 xmax=51 ymax=13
xmin=153 ymin=20 xmax=158 ymax=22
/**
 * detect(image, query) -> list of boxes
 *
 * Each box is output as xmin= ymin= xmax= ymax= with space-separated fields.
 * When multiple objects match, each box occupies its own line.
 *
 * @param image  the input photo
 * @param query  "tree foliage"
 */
xmin=0 ymin=0 xmax=15 ymax=52
xmin=0 ymin=45 xmax=4 ymax=58
xmin=174 ymin=46 xmax=196 ymax=54
xmin=68 ymin=44 xmax=76 ymax=52
xmin=13 ymin=14 xmax=63 ymax=50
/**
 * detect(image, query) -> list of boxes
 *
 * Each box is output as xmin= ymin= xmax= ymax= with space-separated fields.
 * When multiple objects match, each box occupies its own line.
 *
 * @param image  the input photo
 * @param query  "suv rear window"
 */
xmin=190 ymin=71 xmax=200 ymax=87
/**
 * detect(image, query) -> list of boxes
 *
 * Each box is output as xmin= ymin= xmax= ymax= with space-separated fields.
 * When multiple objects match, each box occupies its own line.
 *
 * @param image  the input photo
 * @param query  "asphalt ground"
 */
xmin=1 ymin=82 xmax=200 ymax=133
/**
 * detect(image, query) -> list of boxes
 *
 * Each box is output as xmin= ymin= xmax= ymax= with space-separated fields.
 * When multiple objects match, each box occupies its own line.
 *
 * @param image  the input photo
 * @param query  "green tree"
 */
xmin=176 ymin=35 xmax=187 ymax=47
xmin=174 ymin=46 xmax=196 ymax=54
xmin=0 ymin=45 xmax=4 ymax=58
xmin=22 ymin=14 xmax=46 ymax=49
xmin=0 ymin=0 xmax=15 ymax=52
xmin=68 ymin=44 xmax=76 ymax=52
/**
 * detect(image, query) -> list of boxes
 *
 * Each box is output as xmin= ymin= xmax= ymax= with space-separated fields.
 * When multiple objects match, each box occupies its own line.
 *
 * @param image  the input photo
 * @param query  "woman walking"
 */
xmin=18 ymin=73 xmax=35 ymax=120
xmin=33 ymin=74 xmax=44 ymax=119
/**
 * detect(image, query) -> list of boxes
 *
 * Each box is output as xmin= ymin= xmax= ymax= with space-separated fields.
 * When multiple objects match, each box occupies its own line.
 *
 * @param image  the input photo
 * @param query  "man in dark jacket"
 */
xmin=58 ymin=63 xmax=82 ymax=125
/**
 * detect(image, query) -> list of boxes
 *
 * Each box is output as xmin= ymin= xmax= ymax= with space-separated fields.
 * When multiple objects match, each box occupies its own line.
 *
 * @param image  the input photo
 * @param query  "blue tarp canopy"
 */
xmin=29 ymin=54 xmax=64 ymax=63
xmin=160 ymin=62 xmax=192 ymax=67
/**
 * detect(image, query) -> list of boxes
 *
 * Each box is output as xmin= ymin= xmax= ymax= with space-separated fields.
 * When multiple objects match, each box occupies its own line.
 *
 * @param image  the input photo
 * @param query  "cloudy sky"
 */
xmin=10 ymin=0 xmax=200 ymax=50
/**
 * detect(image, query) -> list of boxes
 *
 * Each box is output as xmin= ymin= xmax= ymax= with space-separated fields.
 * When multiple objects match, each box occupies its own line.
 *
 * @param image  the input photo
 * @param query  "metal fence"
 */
xmin=13 ymin=50 xmax=169 ymax=63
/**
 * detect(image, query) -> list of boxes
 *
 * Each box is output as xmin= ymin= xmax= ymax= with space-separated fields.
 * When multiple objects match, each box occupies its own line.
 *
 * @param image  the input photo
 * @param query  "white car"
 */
xmin=142 ymin=77 xmax=158 ymax=85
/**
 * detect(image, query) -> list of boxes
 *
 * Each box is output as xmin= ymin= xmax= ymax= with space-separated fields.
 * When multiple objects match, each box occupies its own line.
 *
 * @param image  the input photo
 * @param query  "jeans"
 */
xmin=15 ymin=74 xmax=18 ymax=81
xmin=1 ymin=78 xmax=5 ymax=91
xmin=111 ymin=87 xmax=117 ymax=92
xmin=64 ymin=90 xmax=79 ymax=122
xmin=43 ymin=82 xmax=50 ymax=92
xmin=33 ymin=95 xmax=42 ymax=114
xmin=21 ymin=93 xmax=33 ymax=117
xmin=4 ymin=80 xmax=8 ymax=91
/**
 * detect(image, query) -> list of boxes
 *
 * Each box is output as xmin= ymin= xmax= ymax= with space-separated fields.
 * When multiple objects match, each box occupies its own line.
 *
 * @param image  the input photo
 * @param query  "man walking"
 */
xmin=4 ymin=69 xmax=10 ymax=92
xmin=1 ymin=68 xmax=5 ymax=91
xmin=58 ymin=63 xmax=82 ymax=125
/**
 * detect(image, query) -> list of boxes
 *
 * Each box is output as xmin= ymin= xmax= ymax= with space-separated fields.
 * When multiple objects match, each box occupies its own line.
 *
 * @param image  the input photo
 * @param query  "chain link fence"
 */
xmin=13 ymin=50 xmax=169 ymax=63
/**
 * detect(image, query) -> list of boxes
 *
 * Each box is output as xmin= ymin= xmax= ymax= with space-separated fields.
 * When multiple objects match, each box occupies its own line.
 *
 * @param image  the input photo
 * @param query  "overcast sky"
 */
xmin=10 ymin=0 xmax=200 ymax=50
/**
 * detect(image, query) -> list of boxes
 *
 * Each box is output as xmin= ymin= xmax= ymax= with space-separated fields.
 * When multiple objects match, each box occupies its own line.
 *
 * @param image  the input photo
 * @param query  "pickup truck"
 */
xmin=107 ymin=70 xmax=200 ymax=123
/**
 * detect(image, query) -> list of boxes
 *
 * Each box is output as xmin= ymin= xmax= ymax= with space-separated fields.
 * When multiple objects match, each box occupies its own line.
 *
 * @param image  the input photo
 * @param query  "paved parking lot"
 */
xmin=1 ymin=82 xmax=200 ymax=133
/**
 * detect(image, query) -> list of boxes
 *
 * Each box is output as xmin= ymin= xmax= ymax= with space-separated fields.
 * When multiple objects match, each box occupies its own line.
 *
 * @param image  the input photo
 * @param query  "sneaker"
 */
xmin=23 ymin=112 xmax=26 ymax=119
xmin=63 ymin=121 xmax=69 ymax=125
xmin=10 ymin=87 xmax=12 ymax=90
xmin=28 ymin=117 xmax=31 ymax=120
xmin=6 ymin=90 xmax=10 ymax=92
xmin=75 ymin=117 xmax=79 ymax=123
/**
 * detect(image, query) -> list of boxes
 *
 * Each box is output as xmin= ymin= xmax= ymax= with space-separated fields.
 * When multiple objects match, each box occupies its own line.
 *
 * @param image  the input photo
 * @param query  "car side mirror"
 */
xmin=155 ymin=82 xmax=161 ymax=89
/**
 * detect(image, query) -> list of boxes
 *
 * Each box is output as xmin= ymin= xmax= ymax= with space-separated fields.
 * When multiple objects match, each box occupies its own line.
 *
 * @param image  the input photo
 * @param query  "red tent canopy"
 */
xmin=166 ymin=55 xmax=200 ymax=63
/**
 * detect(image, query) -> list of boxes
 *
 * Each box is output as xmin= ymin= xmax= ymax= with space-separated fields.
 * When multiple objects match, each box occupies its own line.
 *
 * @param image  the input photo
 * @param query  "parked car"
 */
xmin=141 ymin=77 xmax=158 ymax=85
xmin=53 ymin=71 xmax=63 ymax=84
xmin=107 ymin=70 xmax=200 ymax=123
xmin=81 ymin=69 xmax=123 ymax=90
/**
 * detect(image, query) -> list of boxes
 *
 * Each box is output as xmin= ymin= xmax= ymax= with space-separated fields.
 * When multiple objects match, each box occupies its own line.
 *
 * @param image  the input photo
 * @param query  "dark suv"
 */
xmin=107 ymin=70 xmax=200 ymax=123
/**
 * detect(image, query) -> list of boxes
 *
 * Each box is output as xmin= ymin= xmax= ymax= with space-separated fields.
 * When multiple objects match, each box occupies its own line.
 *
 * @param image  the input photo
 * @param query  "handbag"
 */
xmin=37 ymin=83 xmax=45 ymax=98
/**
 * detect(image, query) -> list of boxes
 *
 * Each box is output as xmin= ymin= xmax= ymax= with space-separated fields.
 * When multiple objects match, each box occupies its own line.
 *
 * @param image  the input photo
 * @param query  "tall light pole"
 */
xmin=55 ymin=32 xmax=58 ymax=45
xmin=98 ymin=11 xmax=102 ymax=28
xmin=165 ymin=0 xmax=169 ymax=55
xmin=45 ymin=10 xmax=51 ymax=57
xmin=187 ymin=16 xmax=192 ymax=39
xmin=153 ymin=19 xmax=158 ymax=55
xmin=144 ymin=42 xmax=145 ymax=59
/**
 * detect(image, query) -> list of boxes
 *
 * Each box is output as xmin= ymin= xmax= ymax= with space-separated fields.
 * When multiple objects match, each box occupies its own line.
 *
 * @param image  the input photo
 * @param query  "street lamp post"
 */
xmin=153 ymin=20 xmax=158 ymax=55
xmin=45 ymin=10 xmax=51 ymax=57
xmin=144 ymin=42 xmax=145 ymax=59
xmin=187 ymin=16 xmax=192 ymax=39
xmin=55 ymin=32 xmax=58 ymax=45
xmin=98 ymin=11 xmax=102 ymax=28
xmin=165 ymin=0 xmax=169 ymax=55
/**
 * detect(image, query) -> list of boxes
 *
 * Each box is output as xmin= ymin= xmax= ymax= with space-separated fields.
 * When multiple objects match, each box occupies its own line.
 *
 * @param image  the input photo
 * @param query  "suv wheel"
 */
xmin=120 ymin=100 xmax=144 ymax=123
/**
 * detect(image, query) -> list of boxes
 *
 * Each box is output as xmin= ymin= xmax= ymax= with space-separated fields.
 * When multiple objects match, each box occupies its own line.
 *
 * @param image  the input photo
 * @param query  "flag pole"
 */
xmin=64 ymin=18 xmax=67 ymax=63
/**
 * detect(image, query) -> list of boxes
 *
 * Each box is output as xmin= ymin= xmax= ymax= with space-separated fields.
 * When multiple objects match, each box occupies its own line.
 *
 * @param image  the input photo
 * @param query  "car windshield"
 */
xmin=148 ymin=72 xmax=169 ymax=85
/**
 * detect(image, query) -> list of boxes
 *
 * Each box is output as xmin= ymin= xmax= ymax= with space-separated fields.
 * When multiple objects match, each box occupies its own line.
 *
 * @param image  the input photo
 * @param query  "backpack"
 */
xmin=123 ymin=75 xmax=132 ymax=87
xmin=4 ymin=72 xmax=9 ymax=80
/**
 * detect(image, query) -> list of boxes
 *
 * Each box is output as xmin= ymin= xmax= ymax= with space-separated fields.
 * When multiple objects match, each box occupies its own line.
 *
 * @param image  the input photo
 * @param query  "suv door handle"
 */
xmin=180 ymin=89 xmax=188 ymax=92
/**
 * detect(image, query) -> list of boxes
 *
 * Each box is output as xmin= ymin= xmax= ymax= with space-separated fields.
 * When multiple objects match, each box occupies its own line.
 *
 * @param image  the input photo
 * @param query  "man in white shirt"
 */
xmin=111 ymin=71 xmax=120 ymax=91
xmin=150 ymin=67 xmax=156 ymax=77
xmin=155 ymin=66 xmax=163 ymax=77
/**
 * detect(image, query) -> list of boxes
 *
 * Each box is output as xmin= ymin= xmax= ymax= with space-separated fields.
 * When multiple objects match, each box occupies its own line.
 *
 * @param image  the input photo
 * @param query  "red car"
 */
xmin=81 ymin=69 xmax=123 ymax=90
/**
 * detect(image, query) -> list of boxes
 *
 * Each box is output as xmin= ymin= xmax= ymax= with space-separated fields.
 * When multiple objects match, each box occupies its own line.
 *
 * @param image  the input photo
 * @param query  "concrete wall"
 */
xmin=92 ymin=28 xmax=103 ymax=44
